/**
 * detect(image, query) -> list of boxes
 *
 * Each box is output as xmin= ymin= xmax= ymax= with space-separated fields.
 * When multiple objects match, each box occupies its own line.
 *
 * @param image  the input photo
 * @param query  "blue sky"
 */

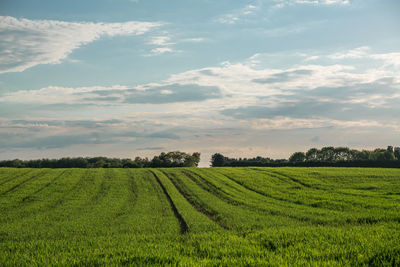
xmin=0 ymin=0 xmax=399 ymax=166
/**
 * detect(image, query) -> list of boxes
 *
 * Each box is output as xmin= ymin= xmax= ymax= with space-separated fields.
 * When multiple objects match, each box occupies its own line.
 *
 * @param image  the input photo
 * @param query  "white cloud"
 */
xmin=370 ymin=53 xmax=400 ymax=68
xmin=304 ymin=55 xmax=320 ymax=62
xmin=327 ymin=46 xmax=370 ymax=59
xmin=274 ymin=0 xmax=350 ymax=7
xmin=166 ymin=62 xmax=369 ymax=97
xmin=181 ymin=38 xmax=205 ymax=43
xmin=249 ymin=117 xmax=398 ymax=131
xmin=0 ymin=16 xmax=163 ymax=74
xmin=217 ymin=14 xmax=240 ymax=24
xmin=216 ymin=4 xmax=260 ymax=24
xmin=3 ymin=47 xmax=399 ymax=111
xmin=0 ymin=85 xmax=129 ymax=104
xmin=149 ymin=36 xmax=172 ymax=46
xmin=149 ymin=47 xmax=174 ymax=55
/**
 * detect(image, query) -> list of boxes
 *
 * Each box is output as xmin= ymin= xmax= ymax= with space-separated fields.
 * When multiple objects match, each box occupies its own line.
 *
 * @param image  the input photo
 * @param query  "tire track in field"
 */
xmin=150 ymin=170 xmax=188 ymax=234
xmin=0 ymin=170 xmax=72 ymax=217
xmin=254 ymin=168 xmax=398 ymax=209
xmin=187 ymin=169 xmax=302 ymax=209
xmin=184 ymin=169 xmax=289 ymax=209
xmin=112 ymin=169 xmax=139 ymax=219
xmin=214 ymin=171 xmax=348 ymax=223
xmin=181 ymin=170 xmax=242 ymax=206
xmin=66 ymin=169 xmax=134 ymax=225
xmin=126 ymin=170 xmax=138 ymax=203
xmin=42 ymin=169 xmax=114 ymax=225
xmin=88 ymin=169 xmax=112 ymax=204
xmin=216 ymin=171 xmax=307 ymax=206
xmin=42 ymin=169 xmax=92 ymax=211
xmin=269 ymin=170 xmax=324 ymax=189
xmin=21 ymin=170 xmax=71 ymax=202
xmin=252 ymin=168 xmax=318 ymax=189
xmin=257 ymin=168 xmax=399 ymax=201
xmin=2 ymin=169 xmax=91 ymax=222
xmin=215 ymin=171 xmax=400 ymax=225
xmin=0 ymin=169 xmax=50 ymax=196
xmin=94 ymin=169 xmax=138 ymax=221
xmin=187 ymin=170 xmax=342 ymax=224
xmin=160 ymin=170 xmax=230 ymax=230
xmin=182 ymin=170 xmax=291 ymax=214
xmin=63 ymin=169 xmax=113 ymax=220
xmin=219 ymin=169 xmax=328 ymax=208
xmin=181 ymin=169 xmax=304 ymax=216
xmin=0 ymin=169 xmax=33 ymax=187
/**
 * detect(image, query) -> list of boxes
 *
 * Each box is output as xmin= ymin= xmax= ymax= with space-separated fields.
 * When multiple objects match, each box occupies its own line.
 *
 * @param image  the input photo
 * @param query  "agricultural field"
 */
xmin=0 ymin=167 xmax=400 ymax=266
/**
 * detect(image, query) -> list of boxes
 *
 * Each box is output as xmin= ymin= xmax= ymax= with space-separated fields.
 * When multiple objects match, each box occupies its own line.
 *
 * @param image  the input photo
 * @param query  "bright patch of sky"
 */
xmin=0 ymin=0 xmax=399 ymax=166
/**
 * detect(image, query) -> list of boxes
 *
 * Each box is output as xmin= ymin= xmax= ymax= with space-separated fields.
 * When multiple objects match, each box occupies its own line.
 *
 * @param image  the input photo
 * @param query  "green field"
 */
xmin=0 ymin=167 xmax=399 ymax=266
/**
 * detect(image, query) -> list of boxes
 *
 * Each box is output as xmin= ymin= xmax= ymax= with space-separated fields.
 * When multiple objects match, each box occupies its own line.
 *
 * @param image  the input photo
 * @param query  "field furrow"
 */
xmin=151 ymin=171 xmax=188 ymax=234
xmin=22 ymin=169 xmax=71 ymax=201
xmin=0 ymin=169 xmax=34 ymax=186
xmin=160 ymin=169 xmax=230 ymax=230
xmin=0 ymin=169 xmax=50 ymax=196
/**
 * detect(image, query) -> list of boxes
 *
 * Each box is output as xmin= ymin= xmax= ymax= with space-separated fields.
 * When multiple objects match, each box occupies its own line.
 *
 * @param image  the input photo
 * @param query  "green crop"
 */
xmin=0 ymin=167 xmax=399 ymax=266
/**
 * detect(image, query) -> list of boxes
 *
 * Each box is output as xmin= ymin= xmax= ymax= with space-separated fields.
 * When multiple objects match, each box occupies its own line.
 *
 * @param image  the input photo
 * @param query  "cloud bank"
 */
xmin=1 ymin=46 xmax=399 ymax=164
xmin=0 ymin=16 xmax=162 ymax=74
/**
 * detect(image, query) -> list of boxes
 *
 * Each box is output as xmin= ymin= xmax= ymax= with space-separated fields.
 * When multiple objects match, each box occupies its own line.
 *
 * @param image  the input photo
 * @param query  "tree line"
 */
xmin=2 ymin=146 xmax=400 ymax=169
xmin=211 ymin=146 xmax=400 ymax=168
xmin=0 ymin=151 xmax=200 ymax=168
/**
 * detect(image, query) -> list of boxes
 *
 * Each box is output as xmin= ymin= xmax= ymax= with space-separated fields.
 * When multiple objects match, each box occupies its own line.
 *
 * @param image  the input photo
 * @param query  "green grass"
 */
xmin=0 ymin=167 xmax=399 ymax=266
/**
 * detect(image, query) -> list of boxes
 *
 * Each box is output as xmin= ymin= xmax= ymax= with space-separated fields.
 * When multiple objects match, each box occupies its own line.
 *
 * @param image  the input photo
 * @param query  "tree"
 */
xmin=305 ymin=148 xmax=319 ymax=162
xmin=211 ymin=153 xmax=225 ymax=167
xmin=394 ymin=147 xmax=400 ymax=160
xmin=334 ymin=147 xmax=351 ymax=161
xmin=184 ymin=152 xmax=201 ymax=167
xmin=370 ymin=148 xmax=395 ymax=161
xmin=320 ymin=147 xmax=335 ymax=161
xmin=289 ymin=152 xmax=306 ymax=163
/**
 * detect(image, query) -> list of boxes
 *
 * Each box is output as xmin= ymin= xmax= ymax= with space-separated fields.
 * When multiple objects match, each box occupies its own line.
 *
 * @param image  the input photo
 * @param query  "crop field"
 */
xmin=0 ymin=167 xmax=400 ymax=266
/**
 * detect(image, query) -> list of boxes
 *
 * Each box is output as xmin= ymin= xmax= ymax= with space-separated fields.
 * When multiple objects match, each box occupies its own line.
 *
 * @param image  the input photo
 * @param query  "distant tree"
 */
xmin=211 ymin=153 xmax=225 ymax=167
xmin=353 ymin=150 xmax=370 ymax=161
xmin=320 ymin=147 xmax=335 ymax=161
xmin=289 ymin=152 xmax=306 ymax=163
xmin=305 ymin=148 xmax=319 ymax=162
xmin=334 ymin=147 xmax=351 ymax=161
xmin=370 ymin=148 xmax=395 ymax=161
xmin=149 ymin=151 xmax=201 ymax=167
xmin=394 ymin=147 xmax=400 ymax=160
xmin=184 ymin=152 xmax=201 ymax=167
xmin=383 ymin=151 xmax=396 ymax=161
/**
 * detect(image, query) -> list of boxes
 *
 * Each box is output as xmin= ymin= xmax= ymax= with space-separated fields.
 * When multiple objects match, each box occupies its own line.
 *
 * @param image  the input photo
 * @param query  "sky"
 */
xmin=0 ymin=0 xmax=399 ymax=167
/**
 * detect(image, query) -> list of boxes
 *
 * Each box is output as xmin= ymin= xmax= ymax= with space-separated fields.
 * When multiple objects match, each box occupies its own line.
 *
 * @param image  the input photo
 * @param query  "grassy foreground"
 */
xmin=0 ymin=167 xmax=399 ymax=266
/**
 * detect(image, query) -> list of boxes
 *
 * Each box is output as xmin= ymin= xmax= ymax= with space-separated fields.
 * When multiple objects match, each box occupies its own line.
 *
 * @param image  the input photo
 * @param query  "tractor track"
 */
xmin=150 ymin=170 xmax=188 ymax=234
xmin=160 ymin=170 xmax=230 ymax=230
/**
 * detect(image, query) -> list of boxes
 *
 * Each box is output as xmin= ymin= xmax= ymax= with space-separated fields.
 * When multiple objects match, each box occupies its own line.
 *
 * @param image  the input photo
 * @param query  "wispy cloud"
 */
xmin=248 ymin=117 xmax=398 ymax=131
xmin=274 ymin=0 xmax=350 ymax=8
xmin=148 ymin=47 xmax=175 ymax=55
xmin=149 ymin=35 xmax=173 ymax=46
xmin=0 ymin=84 xmax=221 ymax=105
xmin=216 ymin=4 xmax=259 ymax=24
xmin=327 ymin=46 xmax=370 ymax=59
xmin=181 ymin=38 xmax=205 ymax=43
xmin=0 ymin=16 xmax=163 ymax=74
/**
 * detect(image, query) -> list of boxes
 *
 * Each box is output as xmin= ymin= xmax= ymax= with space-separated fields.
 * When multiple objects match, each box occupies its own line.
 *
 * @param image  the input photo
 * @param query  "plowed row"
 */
xmin=0 ymin=167 xmax=399 ymax=266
